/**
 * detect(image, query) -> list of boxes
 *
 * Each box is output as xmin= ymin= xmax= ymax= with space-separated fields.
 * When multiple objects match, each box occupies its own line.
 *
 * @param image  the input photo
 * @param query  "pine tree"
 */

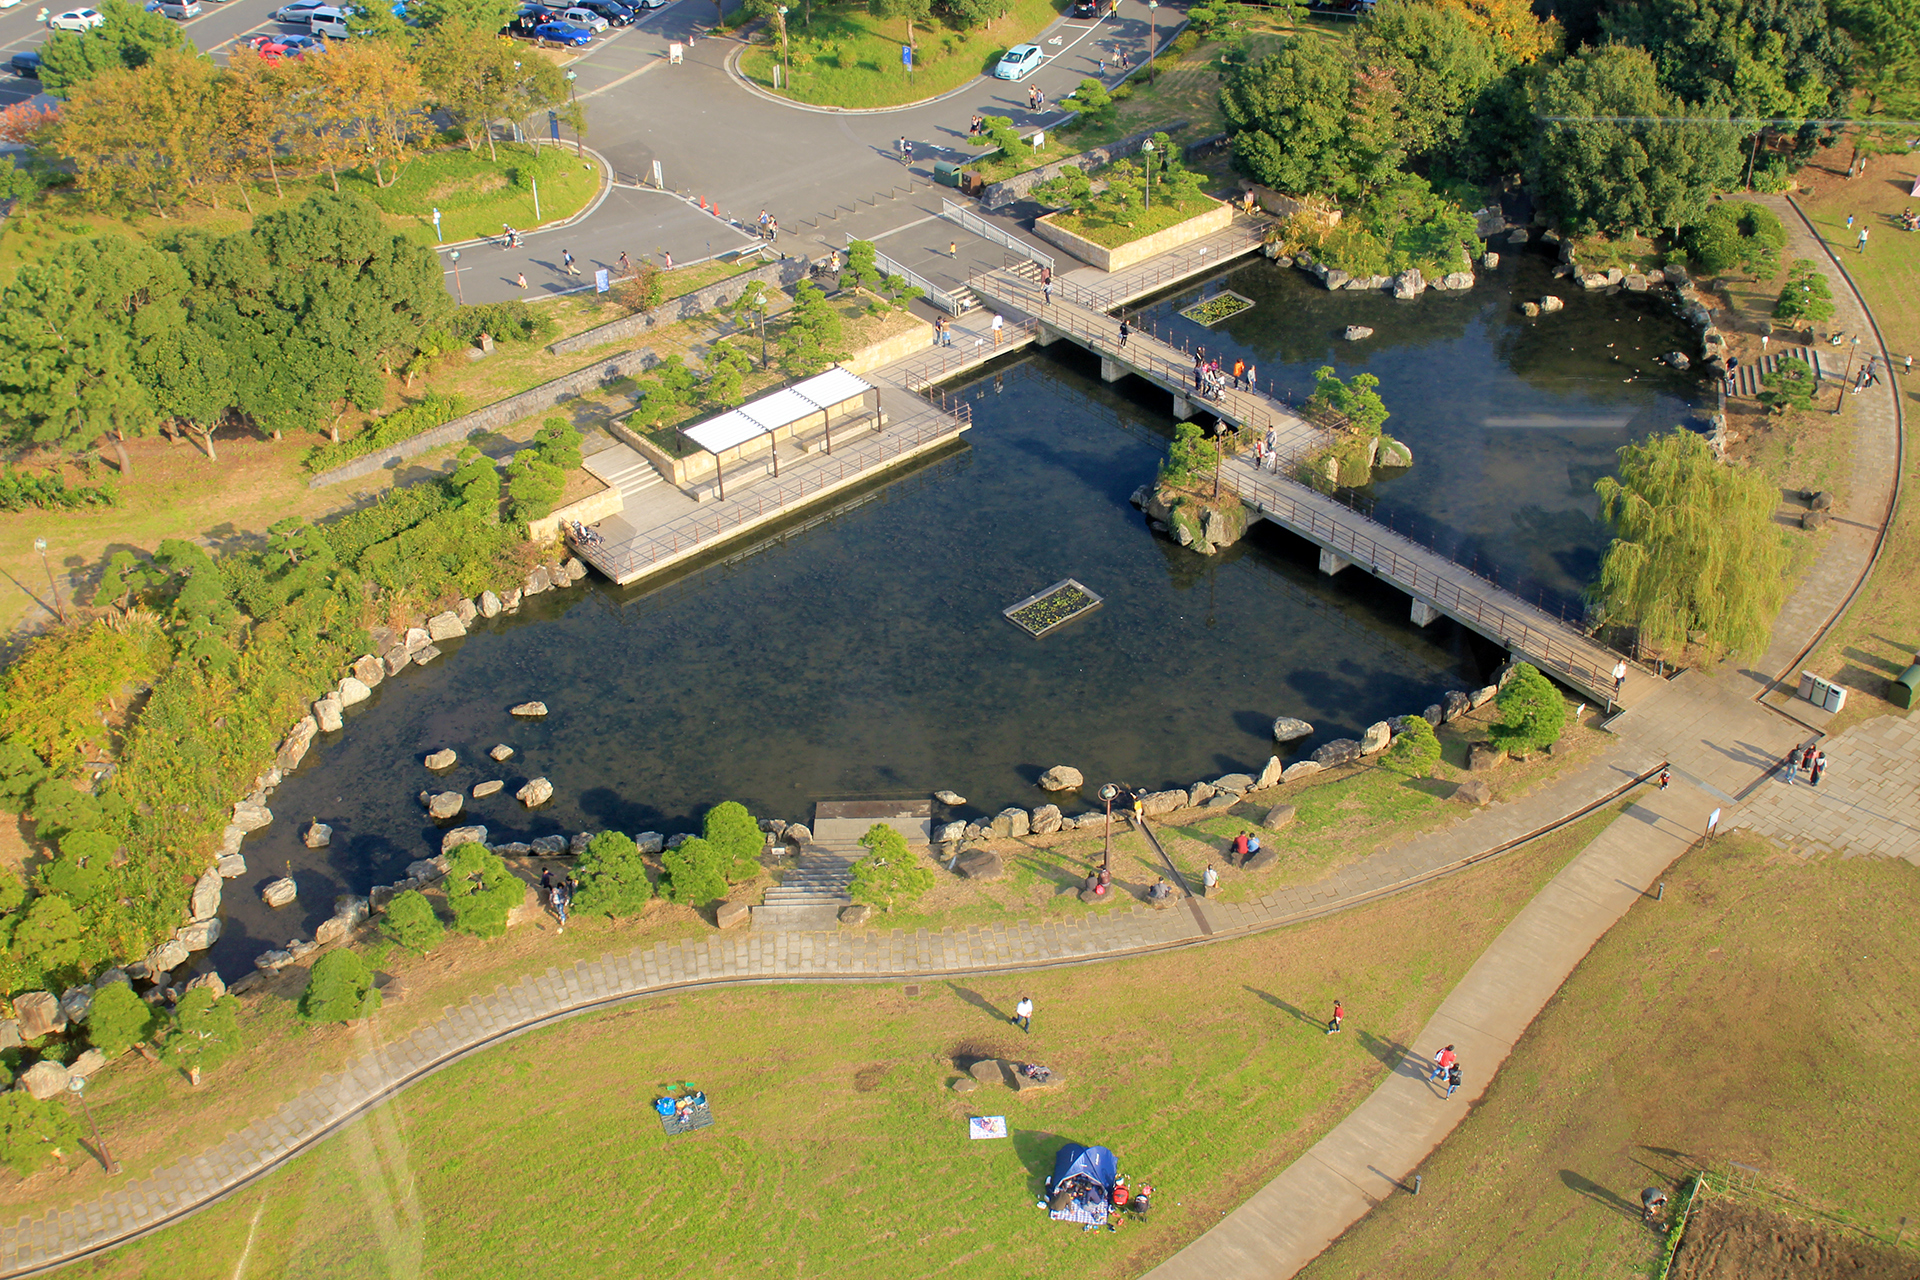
xmin=444 ymin=843 xmax=523 ymax=937
xmin=850 ymin=824 xmax=933 ymax=914
xmin=661 ymin=836 xmax=727 ymax=907
xmin=574 ymin=832 xmax=655 ymax=917
xmin=1487 ymin=662 xmax=1567 ymax=754
xmin=300 ymin=949 xmax=381 ymax=1023
xmin=1382 ymin=716 xmax=1441 ymax=777
xmin=161 ymin=988 xmax=242 ymax=1083
xmin=702 ymin=801 xmax=764 ymax=883
xmin=382 ymin=889 xmax=445 ymax=953
xmin=0 ymin=1093 xmax=82 ymax=1177
xmin=87 ymin=982 xmax=159 ymax=1058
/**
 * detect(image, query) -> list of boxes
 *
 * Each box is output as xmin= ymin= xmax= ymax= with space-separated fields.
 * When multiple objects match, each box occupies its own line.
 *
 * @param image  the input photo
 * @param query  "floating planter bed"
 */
xmin=1180 ymin=291 xmax=1255 ymax=327
xmin=1004 ymin=578 xmax=1104 ymax=638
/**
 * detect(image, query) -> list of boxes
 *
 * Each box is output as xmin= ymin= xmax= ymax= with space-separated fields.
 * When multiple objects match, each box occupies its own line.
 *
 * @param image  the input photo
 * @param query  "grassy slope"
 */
xmin=56 ymin=806 xmax=1623 ymax=1279
xmin=1792 ymin=154 xmax=1920 ymax=729
xmin=1298 ymin=831 xmax=1920 ymax=1280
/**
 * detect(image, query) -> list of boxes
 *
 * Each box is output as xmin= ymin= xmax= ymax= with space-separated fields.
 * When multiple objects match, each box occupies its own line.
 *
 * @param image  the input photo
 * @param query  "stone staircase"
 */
xmin=951 ymin=258 xmax=1044 ymax=317
xmin=582 ymin=442 xmax=667 ymax=500
xmin=750 ymin=848 xmax=856 ymax=931
xmin=1728 ymin=345 xmax=1826 ymax=398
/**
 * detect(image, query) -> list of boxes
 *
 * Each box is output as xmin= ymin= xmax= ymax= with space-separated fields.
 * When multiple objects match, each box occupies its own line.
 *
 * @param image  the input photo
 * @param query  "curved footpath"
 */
xmin=1 ymin=200 xmax=1905 ymax=1278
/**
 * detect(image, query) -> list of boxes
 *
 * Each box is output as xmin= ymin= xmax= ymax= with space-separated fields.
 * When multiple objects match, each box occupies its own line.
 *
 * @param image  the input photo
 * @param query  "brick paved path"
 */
xmin=1734 ymin=715 xmax=1920 ymax=863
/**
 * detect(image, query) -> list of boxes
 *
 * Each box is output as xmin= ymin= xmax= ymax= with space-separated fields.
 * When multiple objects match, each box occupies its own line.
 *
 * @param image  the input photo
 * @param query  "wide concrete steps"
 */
xmin=583 ymin=442 xmax=666 ymax=498
xmin=1730 ymin=345 xmax=1825 ymax=398
xmin=752 ymin=849 xmax=854 ymax=930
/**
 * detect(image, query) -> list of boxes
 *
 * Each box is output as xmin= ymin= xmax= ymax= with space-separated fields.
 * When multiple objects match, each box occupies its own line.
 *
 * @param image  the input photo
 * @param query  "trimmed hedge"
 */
xmin=303 ymin=393 xmax=467 ymax=475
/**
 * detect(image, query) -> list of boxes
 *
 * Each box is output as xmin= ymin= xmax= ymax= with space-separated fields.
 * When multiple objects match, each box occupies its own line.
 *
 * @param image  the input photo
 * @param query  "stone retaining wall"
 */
xmin=1036 ymin=198 xmax=1233 ymax=273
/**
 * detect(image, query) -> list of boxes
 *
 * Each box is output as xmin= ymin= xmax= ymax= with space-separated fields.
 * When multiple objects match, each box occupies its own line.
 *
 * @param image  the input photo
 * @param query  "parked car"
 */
xmin=574 ymin=0 xmax=634 ymax=21
xmin=240 ymin=31 xmax=288 ymax=55
xmin=627 ymin=0 xmax=665 ymax=10
xmin=507 ymin=3 xmax=557 ymax=29
xmin=558 ymin=5 xmax=607 ymax=29
xmin=275 ymin=29 xmax=325 ymax=52
xmin=273 ymin=0 xmax=324 ymax=19
xmin=531 ymin=18 xmax=592 ymax=43
xmin=1071 ymin=0 xmax=1101 ymax=16
xmin=47 ymin=7 xmax=106 ymax=29
xmin=146 ymin=0 xmax=204 ymax=18
xmin=992 ymin=43 xmax=1043 ymax=79
xmin=306 ymin=6 xmax=350 ymax=36
xmin=9 ymin=50 xmax=41 ymax=78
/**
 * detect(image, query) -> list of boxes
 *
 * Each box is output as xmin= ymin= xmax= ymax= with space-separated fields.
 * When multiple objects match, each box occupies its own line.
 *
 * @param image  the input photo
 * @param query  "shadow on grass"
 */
xmin=949 ymin=983 xmax=1010 ymax=1025
xmin=1560 ymin=1169 xmax=1648 ymax=1222
xmin=1242 ymin=985 xmax=1324 ymax=1030
xmin=1013 ymin=1129 xmax=1077 ymax=1198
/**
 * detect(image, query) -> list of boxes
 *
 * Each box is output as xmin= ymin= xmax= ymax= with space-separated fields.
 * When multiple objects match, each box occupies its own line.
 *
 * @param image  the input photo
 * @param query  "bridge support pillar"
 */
xmin=1173 ymin=395 xmax=1195 ymax=421
xmin=1035 ymin=324 xmax=1063 ymax=348
xmin=1410 ymin=599 xmax=1440 ymax=627
xmin=1100 ymin=357 xmax=1126 ymax=383
xmin=1318 ymin=548 xmax=1352 ymax=577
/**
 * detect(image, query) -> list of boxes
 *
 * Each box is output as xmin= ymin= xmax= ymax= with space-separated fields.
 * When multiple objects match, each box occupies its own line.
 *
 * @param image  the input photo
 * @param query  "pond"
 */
xmin=206 ymin=246 xmax=1706 ymax=978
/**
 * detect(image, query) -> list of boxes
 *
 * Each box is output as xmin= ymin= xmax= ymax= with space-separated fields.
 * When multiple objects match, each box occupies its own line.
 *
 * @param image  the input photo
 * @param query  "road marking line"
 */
xmin=578 ymin=57 xmax=657 ymax=98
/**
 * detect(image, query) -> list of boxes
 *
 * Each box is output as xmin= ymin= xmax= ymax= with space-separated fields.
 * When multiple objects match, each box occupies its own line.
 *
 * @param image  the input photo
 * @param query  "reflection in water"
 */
xmin=208 ymin=259 xmax=1702 ymax=977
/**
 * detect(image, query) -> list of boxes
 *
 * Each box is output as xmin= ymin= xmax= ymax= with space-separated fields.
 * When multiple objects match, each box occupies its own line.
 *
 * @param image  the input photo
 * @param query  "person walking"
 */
xmin=552 ymin=882 xmax=570 ymax=933
xmin=1811 ymin=750 xmax=1825 ymax=786
xmin=1846 ymin=213 xmax=1855 ymax=229
xmin=1013 ymin=995 xmax=1034 ymax=1033
xmin=618 ymin=251 xmax=633 ymax=278
xmin=1659 ymin=766 xmax=1670 ymax=790
xmin=1430 ymin=1044 xmax=1455 ymax=1082
xmin=517 ymin=272 xmax=528 ymax=290
xmin=562 ymin=249 xmax=580 ymax=277
xmin=1858 ymin=227 xmax=1870 ymax=253
xmin=903 ymin=139 xmax=914 ymax=166
xmin=1232 ymin=358 xmax=1246 ymax=390
xmin=541 ymin=867 xmax=557 ymax=901
xmin=949 ymin=240 xmax=958 ymax=258
xmin=1118 ymin=319 xmax=1130 ymax=346
xmin=992 ymin=313 xmax=1005 ymax=346
xmin=768 ymin=217 xmax=779 ymax=244
xmin=1613 ymin=660 xmax=1628 ymax=696
xmin=664 ymin=250 xmax=672 ymax=270
xmin=1801 ymin=744 xmax=1817 ymax=774
xmin=1043 ymin=277 xmax=1053 ymax=305
xmin=1326 ymin=1000 xmax=1343 ymax=1034
xmin=934 ymin=315 xmax=948 ymax=347
xmin=1781 ymin=751 xmax=1797 ymax=786
xmin=1246 ymin=362 xmax=1257 ymax=392
xmin=1446 ymin=1061 xmax=1462 ymax=1098
xmin=1202 ymin=863 xmax=1217 ymax=896
xmin=897 ymin=135 xmax=908 ymax=160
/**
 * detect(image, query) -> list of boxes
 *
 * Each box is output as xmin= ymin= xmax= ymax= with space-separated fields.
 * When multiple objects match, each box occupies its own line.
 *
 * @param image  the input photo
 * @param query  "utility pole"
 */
xmin=34 ymin=537 xmax=65 ymax=625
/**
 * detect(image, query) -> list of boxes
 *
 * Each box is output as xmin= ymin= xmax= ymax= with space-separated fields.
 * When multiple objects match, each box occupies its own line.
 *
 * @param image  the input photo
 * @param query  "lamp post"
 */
xmin=565 ymin=69 xmax=581 ymax=156
xmin=776 ymin=5 xmax=789 ymax=87
xmin=1140 ymin=137 xmax=1152 ymax=215
xmin=1834 ymin=334 xmax=1859 ymax=413
xmin=449 ymin=249 xmax=464 ymax=304
xmin=68 ymin=1075 xmax=117 ymax=1174
xmin=1099 ymin=783 xmax=1118 ymax=872
xmin=1147 ymin=0 xmax=1157 ymax=67
xmin=33 ymin=537 xmax=64 ymax=625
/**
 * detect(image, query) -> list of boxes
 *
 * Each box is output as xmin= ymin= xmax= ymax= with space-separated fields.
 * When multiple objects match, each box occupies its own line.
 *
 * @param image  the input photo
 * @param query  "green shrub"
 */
xmin=573 ymin=832 xmax=655 ymax=917
xmin=446 ymin=300 xmax=557 ymax=347
xmin=1682 ymin=200 xmax=1785 ymax=276
xmin=0 ymin=466 xmax=118 ymax=513
xmin=851 ymin=824 xmax=933 ymax=914
xmin=161 ymin=988 xmax=242 ymax=1079
xmin=1773 ymin=258 xmax=1834 ymax=328
xmin=444 ymin=844 xmax=523 ymax=938
xmin=702 ymin=801 xmax=764 ymax=883
xmin=1759 ymin=356 xmax=1816 ymax=415
xmin=303 ymin=392 xmax=467 ymax=474
xmin=1382 ymin=716 xmax=1441 ymax=777
xmin=1487 ymin=663 xmax=1567 ymax=755
xmin=382 ymin=889 xmax=445 ymax=953
xmin=300 ymin=949 xmax=381 ymax=1023
xmin=86 ymin=982 xmax=160 ymax=1058
xmin=0 ymin=1093 xmax=82 ymax=1177
xmin=660 ymin=836 xmax=727 ymax=907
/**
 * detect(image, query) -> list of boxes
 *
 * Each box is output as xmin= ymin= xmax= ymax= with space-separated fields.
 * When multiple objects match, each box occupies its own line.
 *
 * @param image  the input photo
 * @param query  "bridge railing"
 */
xmin=939 ymin=200 xmax=1054 ymax=272
xmin=1057 ymin=218 xmax=1269 ymax=313
xmin=890 ymin=317 xmax=1041 ymax=390
xmin=1220 ymin=467 xmax=1617 ymax=693
xmin=574 ymin=404 xmax=971 ymax=581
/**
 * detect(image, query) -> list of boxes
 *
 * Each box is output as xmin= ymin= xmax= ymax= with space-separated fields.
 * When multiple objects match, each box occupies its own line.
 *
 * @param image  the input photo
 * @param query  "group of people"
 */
xmin=1782 ymin=743 xmax=1828 ymax=787
xmin=1025 ymin=84 xmax=1048 ymax=111
xmin=1900 ymin=207 xmax=1919 ymax=232
xmin=565 ymin=520 xmax=605 ymax=549
xmin=540 ymin=867 xmax=578 ymax=932
xmin=1430 ymin=1043 xmax=1463 ymax=1097
xmin=1191 ymin=353 xmax=1254 ymax=403
xmin=1251 ymin=425 xmax=1282 ymax=473
xmin=1230 ymin=830 xmax=1263 ymax=865
xmin=754 ymin=210 xmax=780 ymax=243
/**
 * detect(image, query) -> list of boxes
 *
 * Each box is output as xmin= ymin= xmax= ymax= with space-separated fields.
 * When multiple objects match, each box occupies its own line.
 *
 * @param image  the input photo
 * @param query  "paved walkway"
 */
xmin=1734 ymin=714 xmax=1920 ymax=863
xmin=0 ymin=746 xmax=1655 ymax=1275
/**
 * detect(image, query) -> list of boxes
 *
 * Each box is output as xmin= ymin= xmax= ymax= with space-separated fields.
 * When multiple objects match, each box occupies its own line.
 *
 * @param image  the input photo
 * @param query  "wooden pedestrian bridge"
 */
xmin=965 ymin=268 xmax=1631 ymax=707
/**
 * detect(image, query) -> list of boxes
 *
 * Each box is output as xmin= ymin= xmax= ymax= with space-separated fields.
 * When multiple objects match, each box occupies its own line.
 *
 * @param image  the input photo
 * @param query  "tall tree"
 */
xmin=35 ymin=0 xmax=192 ymax=95
xmin=415 ymin=20 xmax=524 ymax=158
xmin=213 ymin=52 xmax=293 ymax=207
xmin=1222 ymin=37 xmax=1406 ymax=200
xmin=1356 ymin=0 xmax=1501 ymax=162
xmin=1832 ymin=0 xmax=1920 ymax=115
xmin=0 ymin=236 xmax=186 ymax=471
xmin=1592 ymin=429 xmax=1786 ymax=661
xmin=308 ymin=41 xmax=428 ymax=188
xmin=868 ymin=0 xmax=932 ymax=57
xmin=1428 ymin=0 xmax=1562 ymax=61
xmin=1526 ymin=44 xmax=1741 ymax=235
xmin=1601 ymin=0 xmax=1849 ymax=123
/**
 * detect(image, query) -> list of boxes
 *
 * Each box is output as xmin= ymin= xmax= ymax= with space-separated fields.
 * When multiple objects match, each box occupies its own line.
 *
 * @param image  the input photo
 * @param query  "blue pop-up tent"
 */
xmin=1049 ymin=1143 xmax=1119 ymax=1196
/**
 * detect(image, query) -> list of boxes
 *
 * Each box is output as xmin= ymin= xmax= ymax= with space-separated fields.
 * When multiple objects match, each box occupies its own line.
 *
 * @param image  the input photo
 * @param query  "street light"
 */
xmin=33 ymin=537 xmax=65 ymax=625
xmin=1834 ymin=334 xmax=1859 ymax=413
xmin=68 ymin=1075 xmax=117 ymax=1174
xmin=1140 ymin=138 xmax=1152 ymax=214
xmin=1105 ymin=786 xmax=1121 ymax=875
xmin=449 ymin=249 xmax=464 ymax=304
xmin=776 ymin=5 xmax=790 ymax=88
xmin=565 ymin=69 xmax=581 ymax=156
xmin=1147 ymin=0 xmax=1157 ymax=66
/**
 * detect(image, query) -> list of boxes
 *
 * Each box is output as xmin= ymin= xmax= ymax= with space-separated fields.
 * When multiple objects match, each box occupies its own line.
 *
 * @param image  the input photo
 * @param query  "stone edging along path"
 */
xmin=0 ymin=752 xmax=1660 ymax=1277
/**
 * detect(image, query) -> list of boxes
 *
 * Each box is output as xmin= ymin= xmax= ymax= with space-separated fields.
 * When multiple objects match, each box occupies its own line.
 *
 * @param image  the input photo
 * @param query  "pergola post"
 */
xmin=714 ymin=451 xmax=725 ymax=500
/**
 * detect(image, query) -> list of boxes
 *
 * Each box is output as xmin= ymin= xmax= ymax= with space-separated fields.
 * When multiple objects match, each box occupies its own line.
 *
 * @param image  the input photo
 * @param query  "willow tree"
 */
xmin=1591 ymin=430 xmax=1785 ymax=661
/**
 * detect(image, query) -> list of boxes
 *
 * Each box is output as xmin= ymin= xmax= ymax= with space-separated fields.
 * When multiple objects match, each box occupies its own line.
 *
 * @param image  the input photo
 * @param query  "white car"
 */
xmin=0 ymin=0 xmax=25 ymax=11
xmin=48 ymin=6 xmax=106 ymax=28
xmin=559 ymin=6 xmax=607 ymax=29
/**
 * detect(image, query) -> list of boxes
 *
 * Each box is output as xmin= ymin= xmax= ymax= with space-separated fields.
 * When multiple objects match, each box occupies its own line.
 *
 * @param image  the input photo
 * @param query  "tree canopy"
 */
xmin=1592 ymin=429 xmax=1787 ymax=660
xmin=36 ymin=0 xmax=191 ymax=95
xmin=661 ymin=836 xmax=727 ymax=907
xmin=1682 ymin=200 xmax=1786 ymax=274
xmin=300 ymin=948 xmax=381 ymax=1023
xmin=444 ymin=843 xmax=523 ymax=937
xmin=572 ymin=832 xmax=656 ymax=917
xmin=0 ymin=1093 xmax=82 ymax=1178
xmin=850 ymin=824 xmax=933 ymax=914
xmin=86 ymin=981 xmax=159 ymax=1058
xmin=702 ymin=801 xmax=764 ymax=883
xmin=161 ymin=988 xmax=243 ymax=1078
xmin=382 ymin=889 xmax=446 ymax=952
xmin=1772 ymin=258 xmax=1834 ymax=327
xmin=1488 ymin=662 xmax=1568 ymax=753
xmin=1222 ymin=37 xmax=1407 ymax=201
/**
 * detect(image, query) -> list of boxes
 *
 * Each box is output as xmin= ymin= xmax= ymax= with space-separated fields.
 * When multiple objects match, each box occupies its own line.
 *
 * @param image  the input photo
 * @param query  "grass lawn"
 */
xmin=0 ymin=144 xmax=602 ymax=284
xmin=1296 ymin=830 xmax=1920 ymax=1280
xmin=51 ymin=803 xmax=1622 ymax=1279
xmin=1787 ymin=148 xmax=1920 ymax=729
xmin=739 ymin=0 xmax=1068 ymax=109
xmin=1044 ymin=192 xmax=1223 ymax=248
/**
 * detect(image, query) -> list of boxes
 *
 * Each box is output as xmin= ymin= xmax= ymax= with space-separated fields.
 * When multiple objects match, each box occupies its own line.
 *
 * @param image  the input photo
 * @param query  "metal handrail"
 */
xmin=892 ymin=317 xmax=1041 ymax=390
xmin=849 ymin=237 xmax=962 ymax=316
xmin=939 ymin=199 xmax=1054 ymax=272
xmin=576 ymin=404 xmax=970 ymax=580
xmin=1058 ymin=218 xmax=1269 ymax=313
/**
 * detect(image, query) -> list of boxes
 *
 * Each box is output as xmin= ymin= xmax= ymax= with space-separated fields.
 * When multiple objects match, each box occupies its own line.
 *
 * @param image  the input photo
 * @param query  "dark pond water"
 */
xmin=206 ymin=246 xmax=1706 ymax=978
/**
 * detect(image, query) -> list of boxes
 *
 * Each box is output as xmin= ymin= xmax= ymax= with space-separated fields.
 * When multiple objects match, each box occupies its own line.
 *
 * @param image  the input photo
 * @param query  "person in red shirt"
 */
xmin=1233 ymin=831 xmax=1250 ymax=865
xmin=1430 ymin=1044 xmax=1455 ymax=1082
xmin=1326 ymin=1000 xmax=1344 ymax=1035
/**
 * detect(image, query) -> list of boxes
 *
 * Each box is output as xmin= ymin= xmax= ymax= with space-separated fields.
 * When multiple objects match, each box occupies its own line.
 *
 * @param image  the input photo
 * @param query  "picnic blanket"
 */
xmin=658 ymin=1101 xmax=715 ymax=1136
xmin=1050 ymin=1198 xmax=1109 ymax=1227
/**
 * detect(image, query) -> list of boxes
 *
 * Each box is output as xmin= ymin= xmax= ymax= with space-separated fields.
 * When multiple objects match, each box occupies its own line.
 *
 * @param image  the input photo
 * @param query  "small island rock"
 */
xmin=510 ymin=701 xmax=549 ymax=718
xmin=262 ymin=878 xmax=298 ymax=909
xmin=1038 ymin=765 xmax=1083 ymax=792
xmin=517 ymin=777 xmax=554 ymax=808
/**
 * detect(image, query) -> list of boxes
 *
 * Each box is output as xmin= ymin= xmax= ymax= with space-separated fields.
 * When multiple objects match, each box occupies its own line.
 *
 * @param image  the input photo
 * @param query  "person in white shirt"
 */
xmin=1013 ymin=996 xmax=1033 ymax=1033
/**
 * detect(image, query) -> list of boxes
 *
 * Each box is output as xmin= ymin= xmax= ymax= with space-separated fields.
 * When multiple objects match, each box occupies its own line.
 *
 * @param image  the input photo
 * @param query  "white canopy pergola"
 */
xmin=682 ymin=367 xmax=876 ymax=498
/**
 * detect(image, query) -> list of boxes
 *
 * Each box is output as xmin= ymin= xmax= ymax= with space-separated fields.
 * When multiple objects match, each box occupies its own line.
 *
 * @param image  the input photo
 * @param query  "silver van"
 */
xmin=307 ymin=6 xmax=350 ymax=36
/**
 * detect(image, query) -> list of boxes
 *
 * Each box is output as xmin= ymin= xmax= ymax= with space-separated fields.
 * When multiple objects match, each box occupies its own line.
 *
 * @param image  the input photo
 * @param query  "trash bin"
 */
xmin=1891 ymin=665 xmax=1920 ymax=709
xmin=934 ymin=160 xmax=962 ymax=188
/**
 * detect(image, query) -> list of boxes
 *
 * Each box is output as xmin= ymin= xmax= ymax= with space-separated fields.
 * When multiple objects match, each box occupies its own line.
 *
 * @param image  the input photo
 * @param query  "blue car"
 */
xmin=532 ymin=19 xmax=592 ymax=42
